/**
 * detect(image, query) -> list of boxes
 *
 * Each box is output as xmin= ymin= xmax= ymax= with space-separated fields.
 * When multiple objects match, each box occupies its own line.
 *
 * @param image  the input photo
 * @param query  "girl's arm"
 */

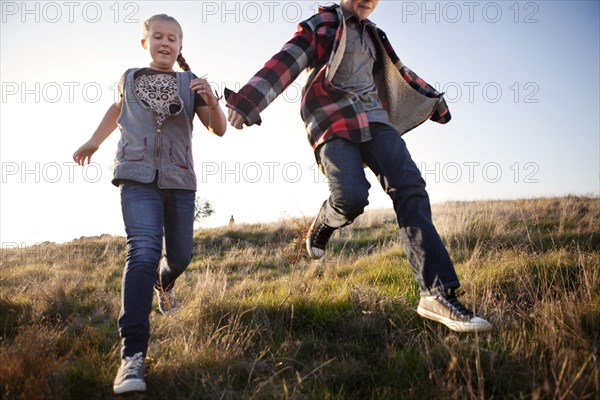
xmin=73 ymin=101 xmax=122 ymax=165
xmin=190 ymin=77 xmax=227 ymax=137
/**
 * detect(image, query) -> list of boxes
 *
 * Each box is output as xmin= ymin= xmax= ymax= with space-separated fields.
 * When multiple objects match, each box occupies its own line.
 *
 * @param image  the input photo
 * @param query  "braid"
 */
xmin=177 ymin=53 xmax=191 ymax=72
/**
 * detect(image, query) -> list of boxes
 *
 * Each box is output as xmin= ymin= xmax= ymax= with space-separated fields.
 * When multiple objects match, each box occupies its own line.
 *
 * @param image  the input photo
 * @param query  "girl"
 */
xmin=73 ymin=14 xmax=226 ymax=395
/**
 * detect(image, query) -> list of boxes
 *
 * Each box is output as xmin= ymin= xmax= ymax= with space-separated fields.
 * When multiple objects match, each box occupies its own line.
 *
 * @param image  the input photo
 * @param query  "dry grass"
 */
xmin=1 ymin=196 xmax=598 ymax=399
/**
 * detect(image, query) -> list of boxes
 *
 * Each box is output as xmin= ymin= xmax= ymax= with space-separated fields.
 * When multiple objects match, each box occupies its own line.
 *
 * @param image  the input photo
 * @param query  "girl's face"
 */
xmin=142 ymin=19 xmax=182 ymax=71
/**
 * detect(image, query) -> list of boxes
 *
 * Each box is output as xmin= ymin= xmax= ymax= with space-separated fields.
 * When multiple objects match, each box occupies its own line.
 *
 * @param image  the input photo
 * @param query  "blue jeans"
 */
xmin=118 ymin=181 xmax=195 ymax=358
xmin=318 ymin=123 xmax=460 ymax=295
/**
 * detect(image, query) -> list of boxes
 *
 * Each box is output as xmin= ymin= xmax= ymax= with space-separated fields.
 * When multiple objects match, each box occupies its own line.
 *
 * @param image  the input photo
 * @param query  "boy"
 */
xmin=226 ymin=0 xmax=491 ymax=333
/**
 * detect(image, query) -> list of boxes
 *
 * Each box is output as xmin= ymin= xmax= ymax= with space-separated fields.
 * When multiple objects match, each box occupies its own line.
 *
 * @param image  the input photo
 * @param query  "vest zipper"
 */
xmin=155 ymin=126 xmax=162 ymax=175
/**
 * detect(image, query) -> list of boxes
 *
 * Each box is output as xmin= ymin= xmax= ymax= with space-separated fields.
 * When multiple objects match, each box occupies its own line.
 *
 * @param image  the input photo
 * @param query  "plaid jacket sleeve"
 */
xmin=225 ymin=23 xmax=317 ymax=126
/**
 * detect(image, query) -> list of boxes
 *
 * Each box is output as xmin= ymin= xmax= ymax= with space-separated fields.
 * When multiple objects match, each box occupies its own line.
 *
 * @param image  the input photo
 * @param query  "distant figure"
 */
xmin=72 ymin=14 xmax=227 ymax=395
xmin=226 ymin=0 xmax=491 ymax=333
xmin=229 ymin=215 xmax=235 ymax=225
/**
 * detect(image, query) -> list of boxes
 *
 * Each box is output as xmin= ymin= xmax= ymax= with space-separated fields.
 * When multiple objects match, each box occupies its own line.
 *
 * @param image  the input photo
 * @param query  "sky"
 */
xmin=1 ymin=0 xmax=599 ymax=246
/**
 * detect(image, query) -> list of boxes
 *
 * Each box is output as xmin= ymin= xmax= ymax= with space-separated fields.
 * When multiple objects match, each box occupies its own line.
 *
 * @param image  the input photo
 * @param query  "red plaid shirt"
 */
xmin=225 ymin=5 xmax=450 ymax=151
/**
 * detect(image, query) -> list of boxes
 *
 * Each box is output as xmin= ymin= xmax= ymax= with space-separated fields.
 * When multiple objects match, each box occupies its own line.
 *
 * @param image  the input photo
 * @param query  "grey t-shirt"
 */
xmin=332 ymin=9 xmax=391 ymax=133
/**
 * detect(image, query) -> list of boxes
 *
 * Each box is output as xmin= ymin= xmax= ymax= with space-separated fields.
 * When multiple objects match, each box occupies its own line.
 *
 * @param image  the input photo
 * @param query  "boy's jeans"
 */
xmin=318 ymin=123 xmax=460 ymax=295
xmin=118 ymin=181 xmax=195 ymax=358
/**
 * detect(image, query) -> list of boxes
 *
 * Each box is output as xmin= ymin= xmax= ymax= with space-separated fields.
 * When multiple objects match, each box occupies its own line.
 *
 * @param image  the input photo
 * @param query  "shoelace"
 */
xmin=312 ymin=223 xmax=336 ymax=248
xmin=440 ymin=293 xmax=474 ymax=321
xmin=121 ymin=352 xmax=144 ymax=376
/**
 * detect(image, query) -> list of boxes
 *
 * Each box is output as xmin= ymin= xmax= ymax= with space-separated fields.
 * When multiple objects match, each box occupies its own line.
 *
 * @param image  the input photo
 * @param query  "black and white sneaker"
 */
xmin=306 ymin=204 xmax=337 ymax=259
xmin=113 ymin=352 xmax=146 ymax=394
xmin=417 ymin=292 xmax=492 ymax=333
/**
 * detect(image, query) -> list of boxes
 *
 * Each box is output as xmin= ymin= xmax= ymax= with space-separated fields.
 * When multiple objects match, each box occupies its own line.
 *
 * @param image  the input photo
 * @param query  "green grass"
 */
xmin=1 ymin=196 xmax=598 ymax=399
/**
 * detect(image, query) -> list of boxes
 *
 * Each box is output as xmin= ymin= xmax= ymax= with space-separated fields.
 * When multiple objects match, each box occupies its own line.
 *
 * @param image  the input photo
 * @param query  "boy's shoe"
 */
xmin=154 ymin=285 xmax=178 ymax=315
xmin=113 ymin=352 xmax=146 ymax=395
xmin=306 ymin=205 xmax=337 ymax=259
xmin=417 ymin=291 xmax=492 ymax=333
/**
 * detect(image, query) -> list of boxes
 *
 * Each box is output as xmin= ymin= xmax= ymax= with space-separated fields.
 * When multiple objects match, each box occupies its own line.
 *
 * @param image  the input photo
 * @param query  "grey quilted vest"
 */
xmin=112 ymin=68 xmax=196 ymax=190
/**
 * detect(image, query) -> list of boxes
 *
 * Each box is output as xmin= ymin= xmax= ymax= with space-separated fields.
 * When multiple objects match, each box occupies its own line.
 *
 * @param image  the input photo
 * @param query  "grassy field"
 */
xmin=1 ymin=196 xmax=598 ymax=399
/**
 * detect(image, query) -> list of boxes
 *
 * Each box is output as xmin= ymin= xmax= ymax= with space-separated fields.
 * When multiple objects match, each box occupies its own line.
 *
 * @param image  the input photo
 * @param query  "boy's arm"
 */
xmin=225 ymin=22 xmax=316 ymax=127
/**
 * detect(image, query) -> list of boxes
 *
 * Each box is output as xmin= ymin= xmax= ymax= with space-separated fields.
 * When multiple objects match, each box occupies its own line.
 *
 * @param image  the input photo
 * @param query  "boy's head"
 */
xmin=340 ymin=0 xmax=379 ymax=21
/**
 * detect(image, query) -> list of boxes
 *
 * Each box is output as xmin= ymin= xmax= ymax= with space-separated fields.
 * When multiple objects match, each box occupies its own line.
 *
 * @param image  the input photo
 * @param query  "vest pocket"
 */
xmin=169 ymin=141 xmax=190 ymax=169
xmin=121 ymin=137 xmax=147 ymax=161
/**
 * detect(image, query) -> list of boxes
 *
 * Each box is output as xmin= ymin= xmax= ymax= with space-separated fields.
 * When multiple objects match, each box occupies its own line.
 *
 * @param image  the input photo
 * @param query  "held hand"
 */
xmin=228 ymin=109 xmax=246 ymax=130
xmin=189 ymin=76 xmax=219 ymax=109
xmin=73 ymin=140 xmax=99 ymax=165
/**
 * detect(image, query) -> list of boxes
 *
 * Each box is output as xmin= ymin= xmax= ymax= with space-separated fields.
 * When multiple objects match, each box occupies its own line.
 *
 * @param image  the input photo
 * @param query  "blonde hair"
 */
xmin=143 ymin=14 xmax=190 ymax=72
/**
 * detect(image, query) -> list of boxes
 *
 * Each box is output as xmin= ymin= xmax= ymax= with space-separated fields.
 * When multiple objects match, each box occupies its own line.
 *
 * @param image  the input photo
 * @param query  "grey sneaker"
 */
xmin=417 ymin=292 xmax=492 ymax=333
xmin=113 ymin=352 xmax=146 ymax=394
xmin=306 ymin=204 xmax=337 ymax=259
xmin=154 ymin=285 xmax=178 ymax=315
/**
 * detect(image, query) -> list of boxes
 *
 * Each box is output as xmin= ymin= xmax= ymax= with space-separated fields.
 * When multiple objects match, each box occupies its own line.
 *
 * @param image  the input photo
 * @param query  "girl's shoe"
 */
xmin=113 ymin=352 xmax=146 ymax=394
xmin=154 ymin=286 xmax=178 ymax=315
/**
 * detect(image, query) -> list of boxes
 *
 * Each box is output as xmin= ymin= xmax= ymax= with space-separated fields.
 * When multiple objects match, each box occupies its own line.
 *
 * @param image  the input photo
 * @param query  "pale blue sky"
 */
xmin=1 ymin=1 xmax=598 ymax=245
